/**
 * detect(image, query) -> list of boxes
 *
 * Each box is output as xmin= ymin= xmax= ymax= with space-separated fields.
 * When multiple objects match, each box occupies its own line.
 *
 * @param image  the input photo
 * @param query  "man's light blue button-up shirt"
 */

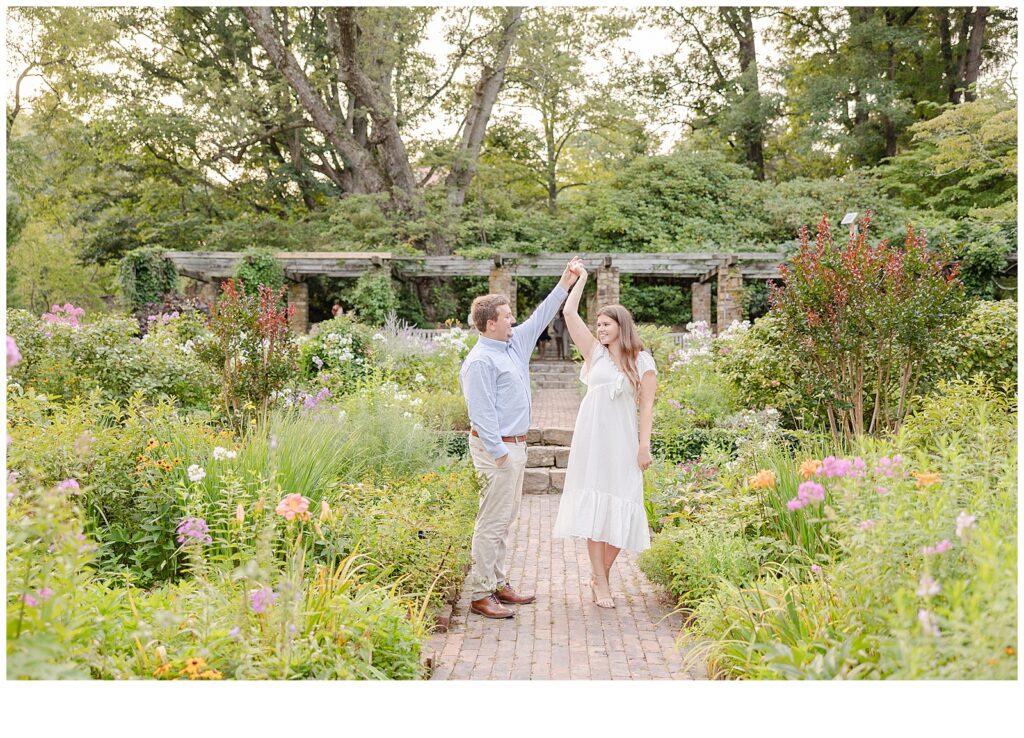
xmin=459 ymin=285 xmax=569 ymax=459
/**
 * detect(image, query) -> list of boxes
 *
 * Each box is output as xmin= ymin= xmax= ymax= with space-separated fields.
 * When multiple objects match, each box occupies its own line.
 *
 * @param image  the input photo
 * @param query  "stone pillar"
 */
xmin=691 ymin=281 xmax=711 ymax=327
xmin=287 ymin=280 xmax=309 ymax=334
xmin=587 ymin=264 xmax=619 ymax=328
xmin=489 ymin=265 xmax=516 ymax=312
xmin=716 ymin=262 xmax=743 ymax=333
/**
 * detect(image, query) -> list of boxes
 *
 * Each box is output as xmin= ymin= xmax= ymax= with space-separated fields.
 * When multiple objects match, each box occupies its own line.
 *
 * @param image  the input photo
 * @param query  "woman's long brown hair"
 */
xmin=597 ymin=304 xmax=644 ymax=395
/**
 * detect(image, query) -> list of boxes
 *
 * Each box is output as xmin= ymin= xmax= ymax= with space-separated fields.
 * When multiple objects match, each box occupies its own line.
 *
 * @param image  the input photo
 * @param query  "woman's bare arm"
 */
xmin=563 ymin=267 xmax=597 ymax=362
xmin=637 ymin=371 xmax=656 ymax=470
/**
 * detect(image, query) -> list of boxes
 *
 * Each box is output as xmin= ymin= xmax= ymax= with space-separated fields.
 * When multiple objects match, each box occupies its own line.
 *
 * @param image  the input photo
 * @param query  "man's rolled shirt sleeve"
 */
xmin=512 ymin=284 xmax=569 ymax=356
xmin=462 ymin=361 xmax=509 ymax=459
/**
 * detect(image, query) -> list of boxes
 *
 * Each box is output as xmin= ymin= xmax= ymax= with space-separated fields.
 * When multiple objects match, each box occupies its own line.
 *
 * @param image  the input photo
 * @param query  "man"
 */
xmin=459 ymin=260 xmax=581 ymax=618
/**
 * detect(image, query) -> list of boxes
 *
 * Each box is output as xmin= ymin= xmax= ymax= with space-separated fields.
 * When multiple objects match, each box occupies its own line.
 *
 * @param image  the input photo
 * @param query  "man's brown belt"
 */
xmin=470 ymin=429 xmax=528 ymax=443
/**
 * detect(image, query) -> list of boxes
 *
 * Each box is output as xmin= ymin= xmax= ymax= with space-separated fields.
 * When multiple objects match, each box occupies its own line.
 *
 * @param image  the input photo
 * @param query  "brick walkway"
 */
xmin=428 ymin=386 xmax=706 ymax=681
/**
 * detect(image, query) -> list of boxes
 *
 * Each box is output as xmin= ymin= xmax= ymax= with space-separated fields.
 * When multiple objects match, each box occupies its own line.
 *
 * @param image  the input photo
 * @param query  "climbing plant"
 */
xmin=233 ymin=248 xmax=285 ymax=295
xmin=117 ymin=248 xmax=180 ymax=311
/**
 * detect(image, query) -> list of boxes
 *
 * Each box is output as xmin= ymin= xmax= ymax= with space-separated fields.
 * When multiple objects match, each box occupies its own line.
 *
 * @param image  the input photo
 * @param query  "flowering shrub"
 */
xmin=6 ymin=308 xmax=217 ymax=410
xmin=195 ymin=279 xmax=298 ymax=419
xmin=769 ymin=214 xmax=968 ymax=439
xmin=299 ymin=313 xmax=374 ymax=392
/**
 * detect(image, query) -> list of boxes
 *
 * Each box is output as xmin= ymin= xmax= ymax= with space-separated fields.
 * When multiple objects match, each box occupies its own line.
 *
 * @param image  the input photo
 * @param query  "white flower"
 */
xmin=372 ymin=333 xmax=385 ymax=341
xmin=916 ymin=574 xmax=941 ymax=598
xmin=410 ymin=398 xmax=423 ymax=407
xmin=226 ymin=450 xmax=237 ymax=459
xmin=403 ymin=411 xmax=412 ymax=418
xmin=414 ymin=373 xmax=426 ymax=383
xmin=187 ymin=465 xmax=206 ymax=482
xmin=955 ymin=511 xmax=976 ymax=539
xmin=413 ymin=423 xmax=423 ymax=430
xmin=918 ymin=608 xmax=940 ymax=637
xmin=338 ymin=410 xmax=347 ymax=420
xmin=212 ymin=446 xmax=235 ymax=461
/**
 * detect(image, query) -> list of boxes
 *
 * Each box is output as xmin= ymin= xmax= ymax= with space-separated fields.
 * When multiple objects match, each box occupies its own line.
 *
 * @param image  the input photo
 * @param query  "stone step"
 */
xmin=526 ymin=445 xmax=570 ymax=468
xmin=526 ymin=427 xmax=573 ymax=446
xmin=522 ymin=467 xmax=567 ymax=495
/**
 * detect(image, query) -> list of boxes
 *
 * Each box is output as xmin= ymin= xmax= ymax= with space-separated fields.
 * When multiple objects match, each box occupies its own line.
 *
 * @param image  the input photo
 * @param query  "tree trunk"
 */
xmin=936 ymin=8 xmax=959 ymax=103
xmin=963 ymin=7 xmax=989 ymax=101
xmin=446 ymin=6 xmax=524 ymax=208
xmin=330 ymin=8 xmax=419 ymax=209
xmin=545 ymin=115 xmax=558 ymax=214
xmin=242 ymin=6 xmax=385 ymax=194
xmin=723 ymin=7 xmax=765 ymax=180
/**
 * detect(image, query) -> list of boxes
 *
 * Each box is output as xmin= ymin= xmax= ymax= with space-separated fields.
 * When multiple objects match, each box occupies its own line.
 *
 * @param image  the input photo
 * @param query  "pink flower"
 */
xmin=875 ymin=486 xmax=889 ymax=495
xmin=918 ymin=608 xmax=940 ymax=637
xmin=38 ymin=587 xmax=54 ymax=601
xmin=21 ymin=593 xmax=38 ymax=607
xmin=819 ymin=456 xmax=852 ymax=478
xmin=797 ymin=480 xmax=826 ymax=502
xmin=874 ymin=457 xmax=895 ymax=477
xmin=667 ymin=399 xmax=682 ymax=410
xmin=787 ymin=498 xmax=807 ymax=511
xmin=810 ymin=564 xmax=822 ymax=574
xmin=922 ymin=538 xmax=952 ymax=556
xmin=955 ymin=511 xmax=976 ymax=539
xmin=857 ymin=519 xmax=876 ymax=530
xmin=250 ymin=587 xmax=277 ymax=613
xmin=7 ymin=336 xmax=22 ymax=368
xmin=275 ymin=493 xmax=311 ymax=521
xmin=57 ymin=478 xmax=80 ymax=492
xmin=916 ymin=574 xmax=940 ymax=598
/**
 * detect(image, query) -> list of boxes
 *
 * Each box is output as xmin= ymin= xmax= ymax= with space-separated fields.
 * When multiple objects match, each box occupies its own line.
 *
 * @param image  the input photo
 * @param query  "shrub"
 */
xmin=769 ymin=214 xmax=968 ymax=439
xmin=117 ymin=247 xmax=180 ymax=312
xmin=351 ymin=270 xmax=399 ymax=326
xmin=638 ymin=522 xmax=764 ymax=609
xmin=233 ymin=248 xmax=285 ymax=295
xmin=927 ymin=299 xmax=1017 ymax=391
xmin=299 ymin=314 xmax=374 ymax=393
xmin=195 ymin=279 xmax=298 ymax=419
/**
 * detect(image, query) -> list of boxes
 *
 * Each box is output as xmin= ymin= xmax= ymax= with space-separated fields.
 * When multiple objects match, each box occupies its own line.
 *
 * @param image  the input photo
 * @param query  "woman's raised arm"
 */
xmin=562 ymin=262 xmax=596 ymax=362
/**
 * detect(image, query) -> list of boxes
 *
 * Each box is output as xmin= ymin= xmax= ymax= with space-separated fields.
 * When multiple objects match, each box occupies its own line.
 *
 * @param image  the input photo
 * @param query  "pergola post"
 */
xmin=691 ymin=281 xmax=711 ymax=327
xmin=716 ymin=260 xmax=743 ymax=332
xmin=287 ymin=280 xmax=310 ymax=334
xmin=587 ymin=259 xmax=619 ymax=327
xmin=489 ymin=259 xmax=517 ymax=312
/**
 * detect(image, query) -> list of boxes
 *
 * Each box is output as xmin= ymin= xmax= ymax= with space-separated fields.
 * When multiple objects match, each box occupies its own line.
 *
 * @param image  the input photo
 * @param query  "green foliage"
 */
xmin=233 ymin=249 xmax=284 ymax=295
xmin=117 ymin=248 xmax=180 ymax=311
xmin=298 ymin=314 xmax=374 ymax=393
xmin=638 ymin=521 xmax=764 ymax=609
xmin=6 ymin=308 xmax=218 ymax=410
xmin=927 ymin=300 xmax=1017 ymax=392
xmin=621 ymin=277 xmax=691 ymax=326
xmin=350 ymin=270 xmax=399 ymax=326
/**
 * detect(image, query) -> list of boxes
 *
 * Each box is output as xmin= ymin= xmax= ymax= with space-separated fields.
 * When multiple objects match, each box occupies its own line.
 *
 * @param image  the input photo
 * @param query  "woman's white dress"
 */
xmin=552 ymin=344 xmax=656 ymax=552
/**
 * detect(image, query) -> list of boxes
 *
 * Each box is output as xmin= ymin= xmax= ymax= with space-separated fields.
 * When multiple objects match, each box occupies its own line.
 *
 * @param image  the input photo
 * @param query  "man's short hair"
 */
xmin=470 ymin=294 xmax=510 ymax=332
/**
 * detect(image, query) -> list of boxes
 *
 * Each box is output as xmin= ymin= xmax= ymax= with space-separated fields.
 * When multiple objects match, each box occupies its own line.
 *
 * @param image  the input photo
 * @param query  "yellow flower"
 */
xmin=319 ymin=500 xmax=332 ymax=522
xmin=180 ymin=657 xmax=208 ymax=677
xmin=152 ymin=662 xmax=173 ymax=678
xmin=798 ymin=459 xmax=822 ymax=479
xmin=747 ymin=470 xmax=775 ymax=490
xmin=195 ymin=669 xmax=223 ymax=680
xmin=254 ymin=497 xmax=265 ymax=513
xmin=145 ymin=438 xmax=159 ymax=451
xmin=914 ymin=472 xmax=941 ymax=489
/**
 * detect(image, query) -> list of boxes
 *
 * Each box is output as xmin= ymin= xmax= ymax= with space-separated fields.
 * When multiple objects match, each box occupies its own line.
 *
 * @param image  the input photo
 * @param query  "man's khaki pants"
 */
xmin=466 ymin=435 xmax=528 ymax=601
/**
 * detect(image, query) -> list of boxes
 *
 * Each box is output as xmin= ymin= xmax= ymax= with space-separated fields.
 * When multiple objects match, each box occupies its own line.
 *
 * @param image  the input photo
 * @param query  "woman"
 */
xmin=552 ymin=257 xmax=657 ymax=608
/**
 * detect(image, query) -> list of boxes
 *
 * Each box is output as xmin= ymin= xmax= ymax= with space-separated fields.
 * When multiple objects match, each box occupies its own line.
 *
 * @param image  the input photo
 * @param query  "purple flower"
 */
xmin=857 ymin=519 xmax=876 ymax=530
xmin=810 ymin=564 xmax=822 ymax=574
xmin=57 ymin=478 xmax=80 ymax=492
xmin=38 ymin=587 xmax=54 ymax=601
xmin=667 ymin=399 xmax=682 ymax=410
xmin=21 ymin=593 xmax=38 ymax=607
xmin=250 ymin=587 xmax=278 ymax=613
xmin=175 ymin=516 xmax=212 ymax=546
xmin=41 ymin=303 xmax=85 ymax=328
xmin=312 ymin=355 xmax=324 ymax=370
xmin=228 ymin=626 xmax=241 ymax=638
xmin=875 ymin=457 xmax=895 ymax=477
xmin=7 ymin=336 xmax=22 ymax=368
xmin=787 ymin=498 xmax=807 ymax=511
xmin=922 ymin=538 xmax=952 ymax=556
xmin=798 ymin=480 xmax=826 ymax=502
xmin=819 ymin=456 xmax=852 ymax=478
xmin=875 ymin=485 xmax=889 ymax=495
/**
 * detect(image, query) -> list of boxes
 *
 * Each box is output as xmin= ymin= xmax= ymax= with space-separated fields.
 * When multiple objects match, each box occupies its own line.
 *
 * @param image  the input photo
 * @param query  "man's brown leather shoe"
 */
xmin=495 ymin=583 xmax=536 ymax=605
xmin=470 ymin=594 xmax=514 ymax=619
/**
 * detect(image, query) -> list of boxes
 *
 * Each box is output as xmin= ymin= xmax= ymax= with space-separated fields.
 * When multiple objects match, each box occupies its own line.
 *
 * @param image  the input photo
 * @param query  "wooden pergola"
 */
xmin=164 ymin=249 xmax=788 ymax=333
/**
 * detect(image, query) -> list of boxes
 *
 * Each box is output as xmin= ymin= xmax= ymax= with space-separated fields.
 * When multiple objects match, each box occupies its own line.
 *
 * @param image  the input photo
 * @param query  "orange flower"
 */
xmin=1007 ymin=646 xmax=1016 ymax=657
xmin=152 ymin=662 xmax=173 ymax=678
xmin=747 ymin=470 xmax=775 ymax=490
xmin=798 ymin=459 xmax=822 ymax=479
xmin=180 ymin=657 xmax=208 ymax=677
xmin=195 ymin=669 xmax=223 ymax=680
xmin=914 ymin=472 xmax=941 ymax=489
